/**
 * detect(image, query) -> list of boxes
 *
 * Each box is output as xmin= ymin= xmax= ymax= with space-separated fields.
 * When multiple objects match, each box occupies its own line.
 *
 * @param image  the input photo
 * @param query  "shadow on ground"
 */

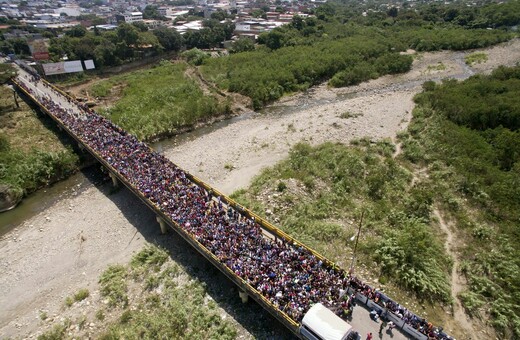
xmin=85 ymin=168 xmax=296 ymax=339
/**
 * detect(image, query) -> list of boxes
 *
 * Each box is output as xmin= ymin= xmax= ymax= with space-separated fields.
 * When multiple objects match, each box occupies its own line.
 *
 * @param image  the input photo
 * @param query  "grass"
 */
xmin=426 ymin=62 xmax=447 ymax=72
xmin=231 ymin=140 xmax=451 ymax=304
xmin=0 ymin=86 xmax=80 ymax=198
xmin=64 ymin=296 xmax=73 ymax=308
xmin=464 ymin=52 xmax=488 ymax=65
xmin=339 ymin=111 xmax=362 ymax=119
xmin=400 ymin=69 xmax=520 ymax=338
xmin=43 ymin=245 xmax=237 ymax=339
xmin=99 ymin=264 xmax=128 ymax=308
xmin=90 ymin=82 xmax=112 ymax=98
xmin=89 ymin=60 xmax=231 ymax=141
xmin=73 ymin=288 xmax=90 ymax=302
xmin=38 ymin=319 xmax=71 ymax=340
xmin=39 ymin=311 xmax=48 ymax=321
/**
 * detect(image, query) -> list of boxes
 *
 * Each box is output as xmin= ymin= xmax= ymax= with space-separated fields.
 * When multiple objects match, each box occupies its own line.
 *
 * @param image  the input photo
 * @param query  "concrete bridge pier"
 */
xmin=238 ymin=290 xmax=249 ymax=303
xmin=156 ymin=216 xmax=168 ymax=234
xmin=108 ymin=172 xmax=119 ymax=187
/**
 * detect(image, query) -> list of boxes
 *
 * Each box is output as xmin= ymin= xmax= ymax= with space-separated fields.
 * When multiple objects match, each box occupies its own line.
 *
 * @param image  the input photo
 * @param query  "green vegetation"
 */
xmin=339 ymin=111 xmax=362 ymax=119
xmin=232 ymin=140 xmax=451 ymax=302
xmin=99 ymin=264 xmax=128 ymax=308
xmin=426 ymin=62 xmax=446 ymax=72
xmin=201 ymin=2 xmax=512 ymax=108
xmin=0 ymin=64 xmax=16 ymax=84
xmin=100 ymin=246 xmax=236 ymax=339
xmin=202 ymin=31 xmax=414 ymax=108
xmin=38 ymin=319 xmax=72 ymax=340
xmin=181 ymin=48 xmax=210 ymax=66
xmin=73 ymin=288 xmax=90 ymax=302
xmin=0 ymin=86 xmax=80 ymax=200
xmin=92 ymin=245 xmax=236 ymax=339
xmin=93 ymin=60 xmax=230 ymax=140
xmin=401 ymin=66 xmax=520 ymax=338
xmin=231 ymin=66 xmax=520 ymax=337
xmin=41 ymin=245 xmax=237 ymax=338
xmin=39 ymin=311 xmax=48 ymax=321
xmin=64 ymin=296 xmax=73 ymax=308
xmin=465 ymin=52 xmax=488 ymax=65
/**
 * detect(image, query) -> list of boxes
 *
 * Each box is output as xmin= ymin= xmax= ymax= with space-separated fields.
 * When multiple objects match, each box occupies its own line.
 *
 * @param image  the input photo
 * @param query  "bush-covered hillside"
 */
xmin=0 ymin=86 xmax=79 ymax=203
xmin=92 ymin=61 xmax=231 ymax=141
xmin=232 ymin=65 xmax=520 ymax=338
xmin=201 ymin=3 xmax=512 ymax=108
xmin=402 ymin=66 xmax=520 ymax=338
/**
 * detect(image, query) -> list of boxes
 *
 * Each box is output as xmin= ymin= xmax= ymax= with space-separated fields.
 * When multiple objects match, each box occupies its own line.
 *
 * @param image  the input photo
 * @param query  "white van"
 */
xmin=300 ymin=303 xmax=355 ymax=340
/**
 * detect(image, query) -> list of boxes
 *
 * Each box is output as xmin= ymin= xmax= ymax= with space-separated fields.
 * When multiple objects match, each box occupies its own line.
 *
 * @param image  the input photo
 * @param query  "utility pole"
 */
xmin=349 ymin=209 xmax=364 ymax=275
xmin=7 ymin=85 xmax=19 ymax=108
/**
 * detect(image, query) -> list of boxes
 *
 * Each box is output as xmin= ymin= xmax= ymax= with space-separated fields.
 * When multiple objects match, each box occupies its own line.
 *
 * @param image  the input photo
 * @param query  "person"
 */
xmin=366 ymin=332 xmax=373 ymax=340
xmin=388 ymin=321 xmax=395 ymax=332
xmin=379 ymin=320 xmax=387 ymax=334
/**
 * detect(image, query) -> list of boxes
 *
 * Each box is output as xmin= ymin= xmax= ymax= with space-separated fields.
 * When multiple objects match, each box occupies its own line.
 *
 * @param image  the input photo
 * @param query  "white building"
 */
xmin=116 ymin=11 xmax=143 ymax=23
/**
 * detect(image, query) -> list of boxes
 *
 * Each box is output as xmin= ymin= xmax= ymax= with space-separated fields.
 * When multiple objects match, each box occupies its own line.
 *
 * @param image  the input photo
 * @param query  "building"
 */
xmin=115 ymin=11 xmax=143 ymax=24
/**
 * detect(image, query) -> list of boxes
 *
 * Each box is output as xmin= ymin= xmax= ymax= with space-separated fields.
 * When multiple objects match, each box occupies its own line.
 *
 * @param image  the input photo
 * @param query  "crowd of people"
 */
xmin=14 ymin=68 xmax=452 ymax=340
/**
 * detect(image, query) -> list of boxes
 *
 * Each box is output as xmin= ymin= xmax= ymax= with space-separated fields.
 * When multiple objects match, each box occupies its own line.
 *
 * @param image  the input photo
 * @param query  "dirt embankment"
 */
xmin=1 ymin=39 xmax=519 ymax=339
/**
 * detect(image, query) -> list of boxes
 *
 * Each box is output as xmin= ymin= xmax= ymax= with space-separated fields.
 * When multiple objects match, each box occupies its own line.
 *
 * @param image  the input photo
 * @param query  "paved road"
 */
xmin=350 ymin=305 xmax=411 ymax=340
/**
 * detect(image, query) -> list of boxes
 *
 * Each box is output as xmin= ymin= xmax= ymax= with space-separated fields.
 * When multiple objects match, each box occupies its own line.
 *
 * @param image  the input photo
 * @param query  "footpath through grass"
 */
xmin=231 ymin=66 xmax=520 ymax=338
xmin=231 ymin=140 xmax=453 ymax=328
xmin=90 ymin=60 xmax=231 ymax=141
xmin=400 ymin=67 xmax=520 ymax=338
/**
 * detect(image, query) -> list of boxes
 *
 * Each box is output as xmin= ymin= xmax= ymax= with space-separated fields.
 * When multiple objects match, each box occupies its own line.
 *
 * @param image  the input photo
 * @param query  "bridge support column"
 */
xmin=109 ymin=172 xmax=119 ymax=188
xmin=238 ymin=290 xmax=249 ymax=303
xmin=157 ymin=216 xmax=168 ymax=234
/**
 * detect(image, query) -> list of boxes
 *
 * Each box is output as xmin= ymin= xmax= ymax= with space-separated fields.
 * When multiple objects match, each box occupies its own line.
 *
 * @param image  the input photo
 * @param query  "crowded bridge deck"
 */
xmin=11 ymin=62 xmax=452 ymax=340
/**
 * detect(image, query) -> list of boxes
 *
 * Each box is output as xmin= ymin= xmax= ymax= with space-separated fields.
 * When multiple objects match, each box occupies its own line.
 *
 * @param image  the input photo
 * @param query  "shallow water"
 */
xmin=0 ymin=170 xmax=94 ymax=237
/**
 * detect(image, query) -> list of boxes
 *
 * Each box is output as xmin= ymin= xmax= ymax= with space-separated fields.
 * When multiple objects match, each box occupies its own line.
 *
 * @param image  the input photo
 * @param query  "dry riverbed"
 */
xmin=1 ymin=39 xmax=519 ymax=339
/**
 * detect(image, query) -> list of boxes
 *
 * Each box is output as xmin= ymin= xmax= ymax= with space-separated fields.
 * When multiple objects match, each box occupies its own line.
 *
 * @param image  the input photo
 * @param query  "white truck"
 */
xmin=300 ymin=303 xmax=356 ymax=340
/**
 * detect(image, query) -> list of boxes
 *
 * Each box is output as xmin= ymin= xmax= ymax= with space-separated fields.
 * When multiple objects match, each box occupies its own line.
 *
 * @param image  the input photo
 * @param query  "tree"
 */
xmin=65 ymin=25 xmax=87 ymax=38
xmin=229 ymin=38 xmax=254 ymax=53
xmin=251 ymin=9 xmax=266 ymax=19
xmin=94 ymin=41 xmax=119 ymax=67
xmin=137 ymin=31 xmax=163 ymax=52
xmin=387 ymin=7 xmax=399 ymax=18
xmin=291 ymin=15 xmax=305 ymax=30
xmin=259 ymin=30 xmax=285 ymax=50
xmin=153 ymin=27 xmax=183 ymax=52
xmin=117 ymin=23 xmax=139 ymax=46
xmin=73 ymin=37 xmax=96 ymax=60
xmin=210 ymin=10 xmax=227 ymax=21
xmin=143 ymin=5 xmax=166 ymax=20
xmin=0 ymin=64 xmax=17 ymax=84
xmin=132 ymin=21 xmax=149 ymax=32
xmin=9 ymin=38 xmax=30 ymax=56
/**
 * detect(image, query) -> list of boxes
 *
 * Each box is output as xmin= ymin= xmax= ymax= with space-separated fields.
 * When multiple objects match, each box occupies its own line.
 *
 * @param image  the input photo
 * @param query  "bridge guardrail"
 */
xmin=13 ymin=77 xmax=301 ymax=335
xmin=14 ymin=75 xmax=450 ymax=340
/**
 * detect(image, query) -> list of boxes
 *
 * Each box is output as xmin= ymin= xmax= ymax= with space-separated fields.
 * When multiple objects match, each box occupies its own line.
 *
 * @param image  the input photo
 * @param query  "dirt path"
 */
xmin=1 ymin=39 xmax=520 ymax=338
xmin=184 ymin=65 xmax=252 ymax=115
xmin=433 ymin=209 xmax=476 ymax=338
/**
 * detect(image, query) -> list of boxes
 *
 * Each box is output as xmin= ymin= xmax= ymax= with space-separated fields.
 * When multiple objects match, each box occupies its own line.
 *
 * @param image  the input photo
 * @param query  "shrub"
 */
xmin=73 ymin=288 xmax=90 ymax=302
xmin=99 ymin=265 xmax=128 ymax=308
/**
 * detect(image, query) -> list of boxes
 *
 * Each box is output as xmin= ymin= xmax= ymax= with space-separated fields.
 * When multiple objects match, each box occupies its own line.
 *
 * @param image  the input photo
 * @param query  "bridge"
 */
xmin=11 ymin=62 xmax=450 ymax=340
